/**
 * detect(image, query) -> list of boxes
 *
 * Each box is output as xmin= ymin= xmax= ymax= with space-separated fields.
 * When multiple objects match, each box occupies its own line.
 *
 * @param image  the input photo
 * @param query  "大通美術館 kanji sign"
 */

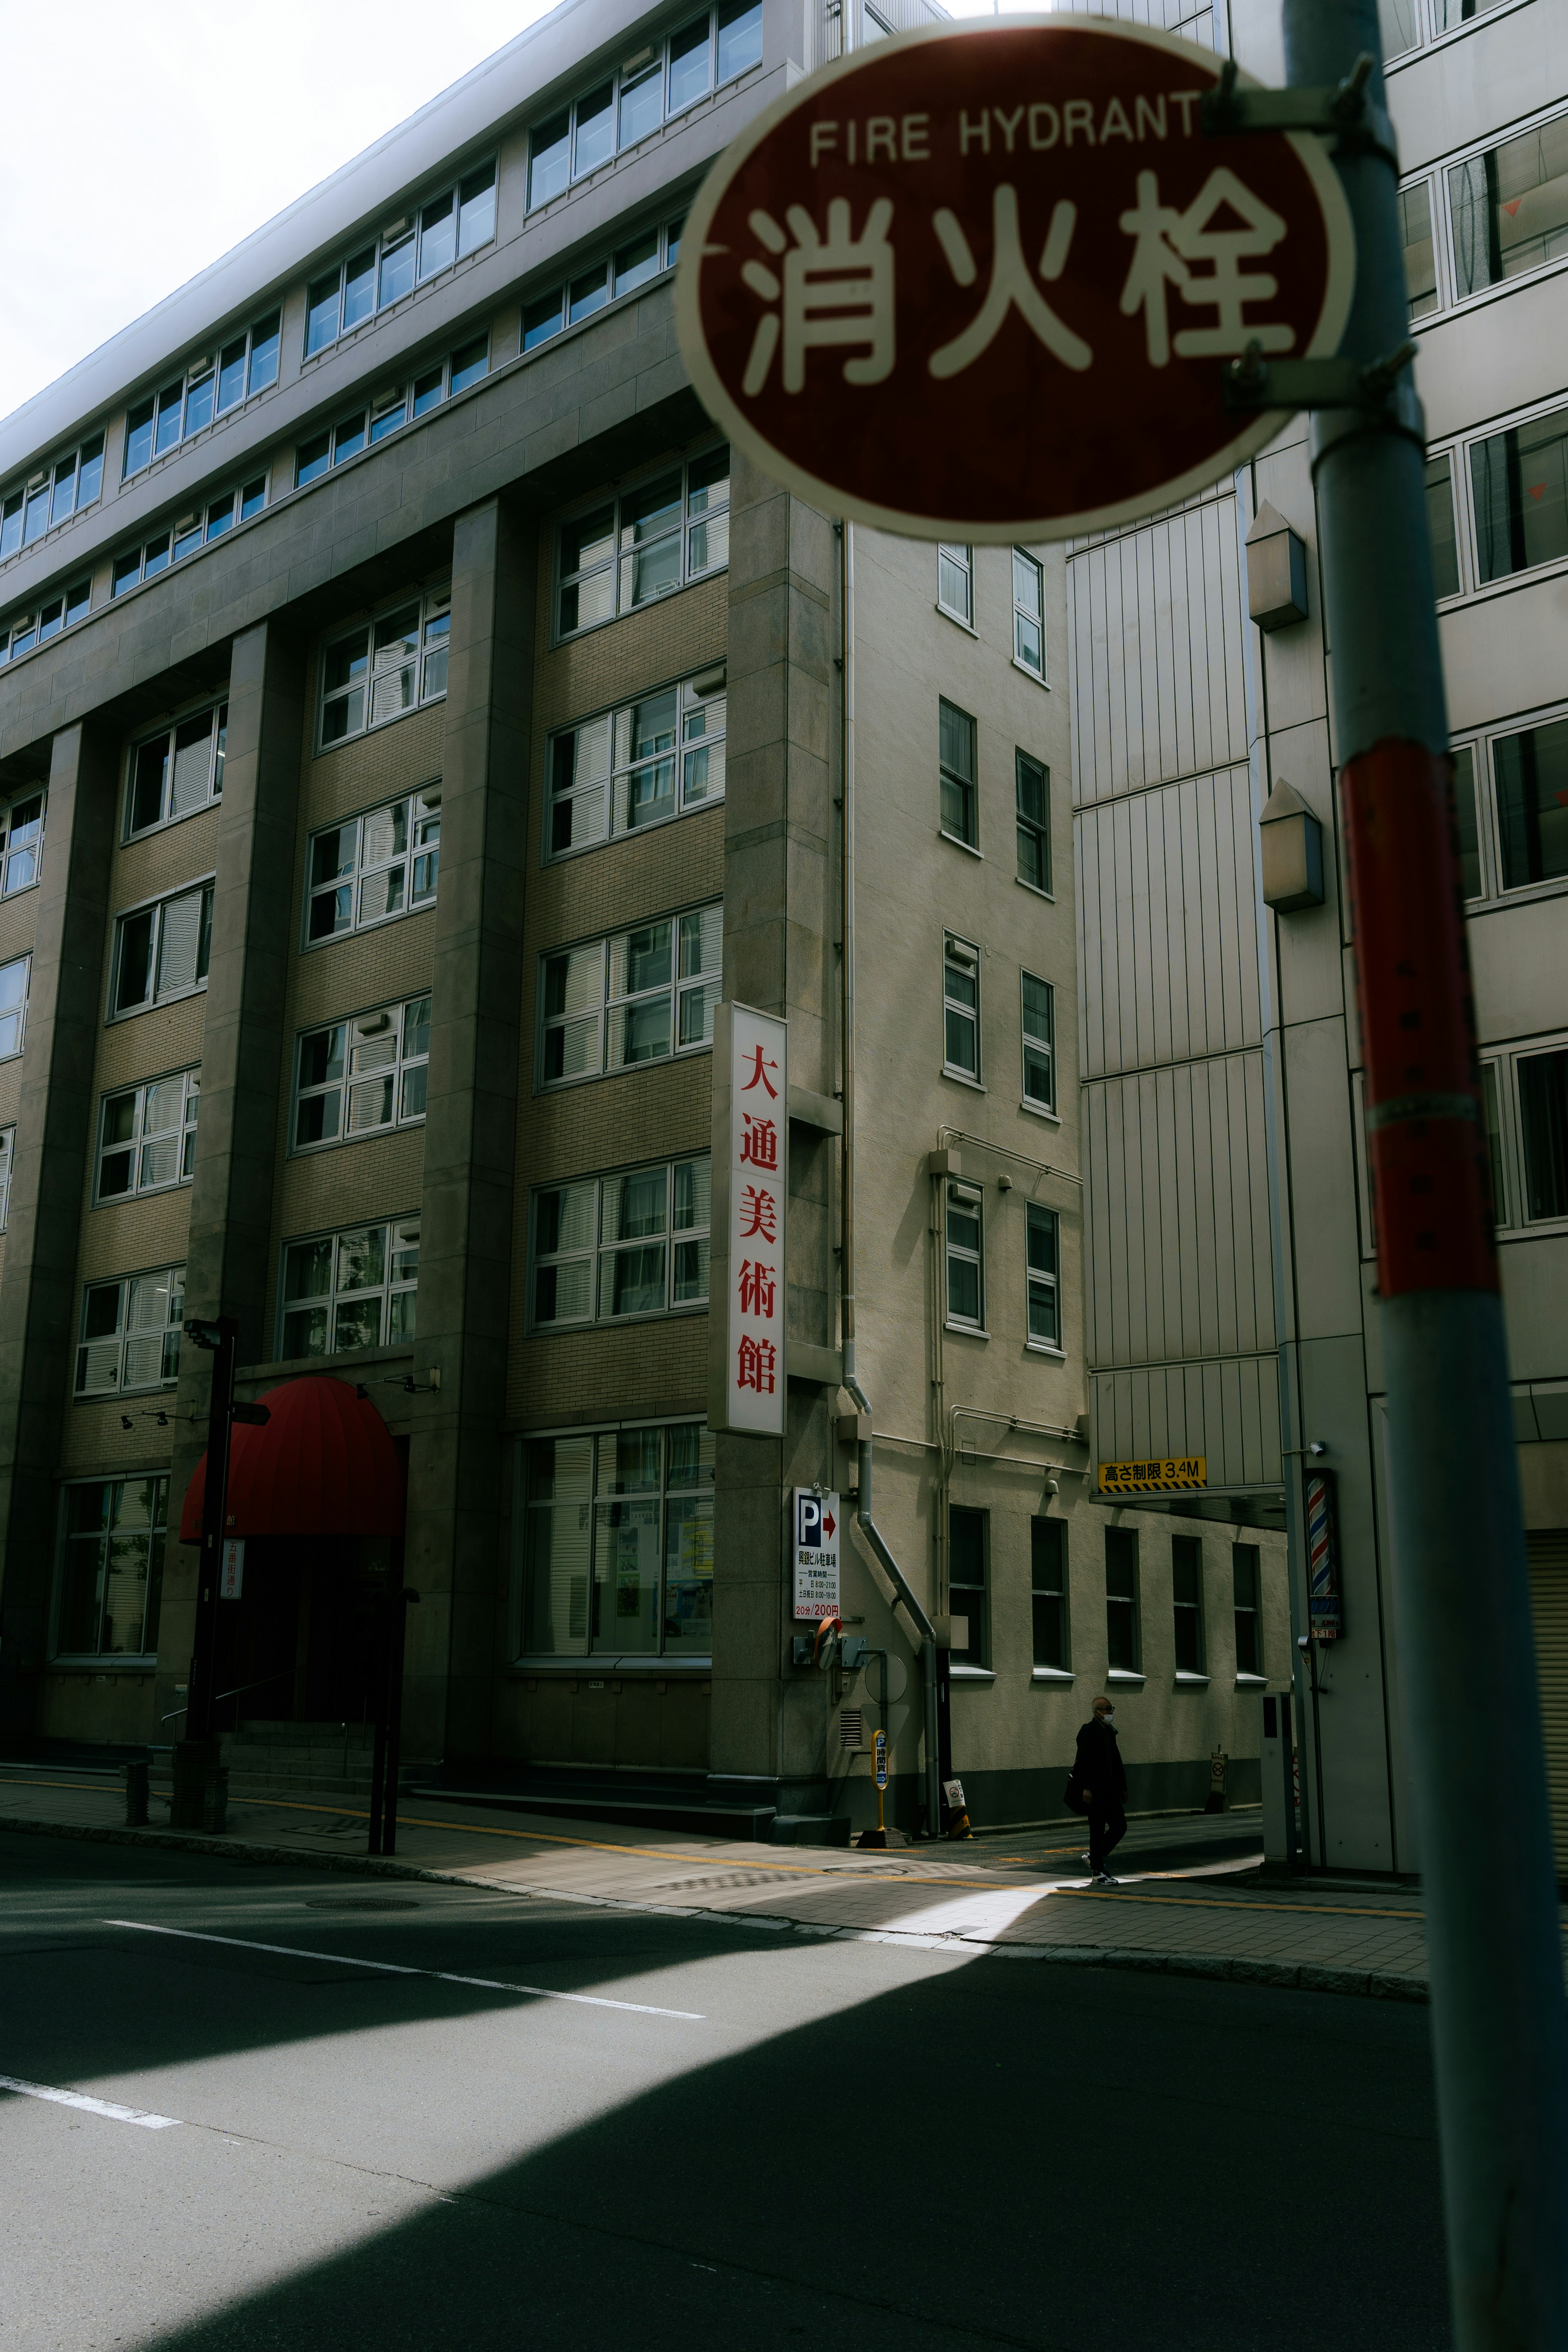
xmin=675 ymin=19 xmax=1354 ymax=539
xmin=711 ymin=1000 xmax=788 ymax=1436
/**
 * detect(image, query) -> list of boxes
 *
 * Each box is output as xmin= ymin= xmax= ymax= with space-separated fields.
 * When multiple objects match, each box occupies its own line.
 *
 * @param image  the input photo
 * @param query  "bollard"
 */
xmin=124 ymin=1758 xmax=150 ymax=1827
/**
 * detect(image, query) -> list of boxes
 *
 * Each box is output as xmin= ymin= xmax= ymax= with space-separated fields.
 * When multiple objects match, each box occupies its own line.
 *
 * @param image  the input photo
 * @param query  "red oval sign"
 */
xmin=676 ymin=20 xmax=1354 ymax=539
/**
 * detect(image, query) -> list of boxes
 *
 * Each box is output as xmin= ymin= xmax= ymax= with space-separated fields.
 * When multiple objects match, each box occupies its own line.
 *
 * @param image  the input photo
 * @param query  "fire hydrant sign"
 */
xmin=711 ymin=1000 xmax=788 ymax=1435
xmin=676 ymin=18 xmax=1354 ymax=539
xmin=794 ymin=1489 xmax=841 ymax=1621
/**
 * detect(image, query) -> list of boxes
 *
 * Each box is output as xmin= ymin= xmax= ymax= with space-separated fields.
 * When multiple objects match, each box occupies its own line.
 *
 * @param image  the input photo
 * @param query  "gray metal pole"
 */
xmin=1278 ymin=3 xmax=1568 ymax=2341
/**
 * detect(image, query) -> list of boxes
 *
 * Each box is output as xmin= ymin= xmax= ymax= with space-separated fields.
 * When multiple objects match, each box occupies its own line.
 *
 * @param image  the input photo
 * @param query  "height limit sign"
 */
xmin=793 ymin=1489 xmax=841 ymax=1623
xmin=677 ymin=18 xmax=1354 ymax=538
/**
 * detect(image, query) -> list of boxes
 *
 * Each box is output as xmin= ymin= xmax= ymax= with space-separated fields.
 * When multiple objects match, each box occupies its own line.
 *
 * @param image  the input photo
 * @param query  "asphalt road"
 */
xmin=1 ymin=1833 xmax=1450 ymax=2352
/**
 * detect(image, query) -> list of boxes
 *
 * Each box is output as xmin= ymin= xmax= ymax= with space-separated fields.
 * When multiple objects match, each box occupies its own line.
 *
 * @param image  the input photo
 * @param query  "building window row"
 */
xmin=527 ymin=3 xmax=762 ymax=210
xmin=557 ymin=446 xmax=729 ymax=638
xmin=933 ymin=544 xmax=1047 ymax=678
xmin=939 ymin=697 xmax=1054 ymax=884
xmin=292 ymin=995 xmax=430 ymax=1152
xmin=1424 ymin=396 xmax=1568 ymax=603
xmin=318 ymin=585 xmax=450 ymax=748
xmin=1451 ymin=708 xmax=1568 ymax=904
xmin=1 ymin=433 xmax=105 ymax=561
xmin=943 ymin=1176 xmax=1061 ymax=1350
xmin=530 ymin=1155 xmax=711 ymax=1332
xmin=111 ymin=882 xmax=213 ymax=1019
xmin=306 ymin=786 xmax=441 ymax=944
xmin=304 ymin=163 xmax=496 ymax=359
xmin=0 ymin=792 xmax=44 ymax=894
xmin=1400 ymin=102 xmax=1568 ymax=321
xmin=953 ymin=1512 xmax=1264 ymax=1678
xmin=76 ymin=1265 xmax=185 ymax=1397
xmin=1 ymin=581 xmax=91 ymax=664
xmin=1381 ymin=0 xmax=1528 ymax=67
xmin=280 ymin=1217 xmax=421 ymax=1361
xmin=126 ymin=702 xmax=227 ymax=839
xmin=523 ymin=212 xmax=686 ymax=353
xmin=113 ymin=476 xmax=267 ymax=599
xmin=296 ymin=339 xmax=489 ymax=490
xmin=541 ymin=906 xmax=721 ymax=1090
xmin=942 ymin=935 xmax=1057 ymax=1113
xmin=97 ymin=1069 xmax=200 ymax=1205
xmin=518 ymin=1420 xmax=715 ymax=1662
xmin=548 ymin=671 xmax=725 ymax=859
xmin=123 ymin=313 xmax=281 ymax=481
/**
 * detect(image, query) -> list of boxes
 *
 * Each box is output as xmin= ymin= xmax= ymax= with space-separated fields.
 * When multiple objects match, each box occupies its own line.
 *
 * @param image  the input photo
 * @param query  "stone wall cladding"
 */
xmin=0 ymin=886 xmax=40 ymax=969
xmin=512 ymin=1309 xmax=707 ymax=1433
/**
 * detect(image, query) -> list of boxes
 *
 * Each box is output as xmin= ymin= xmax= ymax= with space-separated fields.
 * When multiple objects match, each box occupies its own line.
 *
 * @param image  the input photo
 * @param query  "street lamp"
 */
xmin=171 ymin=1313 xmax=238 ymax=1832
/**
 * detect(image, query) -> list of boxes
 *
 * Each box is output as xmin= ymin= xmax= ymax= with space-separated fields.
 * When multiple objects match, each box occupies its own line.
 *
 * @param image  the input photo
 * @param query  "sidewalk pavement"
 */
xmin=5 ymin=1763 xmax=1562 ymax=2002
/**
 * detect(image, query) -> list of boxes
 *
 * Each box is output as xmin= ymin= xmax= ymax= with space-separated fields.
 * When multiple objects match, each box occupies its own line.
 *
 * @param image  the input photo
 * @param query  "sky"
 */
xmin=0 ymin=0 xmax=560 ymax=426
xmin=0 ymin=0 xmax=1015 ymax=430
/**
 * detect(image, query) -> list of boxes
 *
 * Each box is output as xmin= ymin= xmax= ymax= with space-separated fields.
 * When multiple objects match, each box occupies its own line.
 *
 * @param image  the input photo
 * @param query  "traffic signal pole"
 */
xmin=1280 ymin=3 xmax=1568 ymax=2341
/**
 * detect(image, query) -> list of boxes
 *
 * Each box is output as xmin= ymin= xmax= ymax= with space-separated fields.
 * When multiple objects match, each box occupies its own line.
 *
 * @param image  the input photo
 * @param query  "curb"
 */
xmin=0 ymin=1812 xmax=1428 ymax=2006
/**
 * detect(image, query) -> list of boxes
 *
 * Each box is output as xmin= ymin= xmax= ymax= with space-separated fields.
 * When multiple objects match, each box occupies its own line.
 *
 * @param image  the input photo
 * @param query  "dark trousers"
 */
xmin=1088 ymin=1800 xmax=1127 ymax=1872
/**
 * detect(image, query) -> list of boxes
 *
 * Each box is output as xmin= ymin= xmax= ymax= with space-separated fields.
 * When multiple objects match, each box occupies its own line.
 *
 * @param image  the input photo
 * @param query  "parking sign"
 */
xmin=793 ymin=1488 xmax=841 ymax=1621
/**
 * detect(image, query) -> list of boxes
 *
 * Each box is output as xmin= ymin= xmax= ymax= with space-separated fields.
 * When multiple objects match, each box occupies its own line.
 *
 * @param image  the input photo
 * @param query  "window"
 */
xmin=96 ymin=1071 xmax=200 ymax=1203
xmin=520 ymin=1421 xmax=715 ymax=1660
xmin=0 ymin=793 xmax=43 ymax=893
xmin=530 ymin=1157 xmax=711 ymax=1330
xmin=1172 ymin=1535 xmax=1205 ymax=1672
xmin=1494 ymin=718 xmax=1568 ymax=891
xmin=1011 ymin=546 xmax=1045 ymax=675
xmin=111 ymin=884 xmax=212 ymax=1016
xmin=1377 ymin=0 xmax=1419 ymax=58
xmin=0 ymin=955 xmax=30 ymax=1058
xmin=0 ymin=585 xmax=89 ymax=665
xmin=1233 ymin=1543 xmax=1262 ymax=1675
xmin=296 ymin=336 xmax=490 ymax=483
xmin=0 ymin=1125 xmax=11 ymax=1229
xmin=945 ymin=1178 xmax=984 ymax=1330
xmin=305 ymin=788 xmax=441 ymax=944
xmin=75 ymin=1268 xmax=184 ymax=1396
xmin=1026 ymin=1203 xmax=1060 ymax=1349
xmin=938 ymin=542 xmax=972 ymax=624
xmin=318 ymin=586 xmax=450 ymax=745
xmin=56 ymin=1477 xmax=169 ymax=1658
xmin=292 ymin=996 xmax=430 ymax=1151
xmin=1399 ymin=180 xmax=1438 ymax=318
xmin=943 ymin=933 xmax=980 ymax=1077
xmin=1425 ymin=455 xmax=1461 ymax=598
xmin=548 ymin=673 xmax=726 ymax=858
xmin=522 ymin=212 xmax=688 ymax=351
xmin=1518 ymin=1049 xmax=1568 ymax=1221
xmin=111 ymin=479 xmax=265 ymax=597
xmin=1472 ymin=403 xmax=1568 ymax=586
xmin=1483 ymin=1060 xmax=1507 ymax=1223
xmin=1015 ymin=754 xmax=1051 ymax=896
xmin=123 ymin=316 xmax=278 ymax=479
xmin=526 ymin=6 xmax=761 ymax=209
xmin=1 ymin=434 xmax=104 ymax=555
xmin=1020 ymin=971 xmax=1056 ymax=1113
xmin=125 ymin=704 xmax=227 ymax=837
xmin=302 ymin=165 xmax=496 ymax=359
xmin=279 ymin=1218 xmax=421 ymax=1359
xmin=1452 ymin=744 xmax=1484 ymax=899
xmin=948 ymin=1506 xmax=987 ymax=1666
xmin=556 ymin=447 xmax=729 ymax=636
xmin=1031 ymin=1517 xmax=1068 ymax=1669
xmin=1450 ymin=117 xmax=1568 ymax=303
xmin=1106 ymin=1528 xmax=1140 ymax=1670
xmin=539 ymin=906 xmax=721 ymax=1087
xmin=939 ymin=699 xmax=977 ymax=847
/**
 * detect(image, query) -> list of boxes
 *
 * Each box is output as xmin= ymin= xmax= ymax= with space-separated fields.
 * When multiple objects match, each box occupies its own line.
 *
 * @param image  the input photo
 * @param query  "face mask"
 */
xmin=1098 ymin=1711 xmax=1115 ymax=1727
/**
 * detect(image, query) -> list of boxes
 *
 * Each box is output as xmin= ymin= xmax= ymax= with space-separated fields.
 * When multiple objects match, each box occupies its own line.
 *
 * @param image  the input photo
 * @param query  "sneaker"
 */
xmin=1090 ymin=1872 xmax=1120 ymax=1888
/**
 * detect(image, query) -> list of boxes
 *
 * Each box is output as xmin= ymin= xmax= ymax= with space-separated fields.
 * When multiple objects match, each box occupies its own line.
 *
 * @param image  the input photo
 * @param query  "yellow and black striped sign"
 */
xmin=1098 ymin=1456 xmax=1207 ymax=1494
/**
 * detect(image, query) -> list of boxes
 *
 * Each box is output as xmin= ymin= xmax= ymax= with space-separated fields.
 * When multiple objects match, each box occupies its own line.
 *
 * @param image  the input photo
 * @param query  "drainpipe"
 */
xmin=837 ymin=517 xmax=943 ymax=1840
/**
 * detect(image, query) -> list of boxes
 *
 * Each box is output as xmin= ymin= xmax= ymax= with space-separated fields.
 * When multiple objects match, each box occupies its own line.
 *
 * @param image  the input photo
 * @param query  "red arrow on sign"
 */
xmin=823 ymin=1510 xmax=836 ymax=1539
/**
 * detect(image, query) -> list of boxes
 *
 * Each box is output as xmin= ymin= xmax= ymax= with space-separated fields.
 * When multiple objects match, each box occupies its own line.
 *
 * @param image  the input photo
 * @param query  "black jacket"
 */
xmin=1075 ymin=1717 xmax=1127 ymax=1804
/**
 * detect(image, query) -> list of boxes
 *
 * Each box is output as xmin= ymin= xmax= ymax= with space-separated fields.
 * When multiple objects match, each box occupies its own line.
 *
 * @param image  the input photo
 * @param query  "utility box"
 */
xmin=1258 ymin=779 xmax=1326 ymax=913
xmin=1245 ymin=501 xmax=1310 ymax=630
xmin=1260 ymin=1690 xmax=1298 ymax=1862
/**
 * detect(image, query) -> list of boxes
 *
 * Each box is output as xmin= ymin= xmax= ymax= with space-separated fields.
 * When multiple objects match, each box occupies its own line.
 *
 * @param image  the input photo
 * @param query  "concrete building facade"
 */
xmin=0 ymin=0 xmax=1286 ymax=1833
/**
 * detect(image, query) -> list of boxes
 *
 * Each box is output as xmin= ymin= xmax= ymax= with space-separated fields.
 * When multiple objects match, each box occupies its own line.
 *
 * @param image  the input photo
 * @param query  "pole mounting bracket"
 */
xmin=1222 ymin=339 xmax=1424 ymax=439
xmin=1201 ymin=53 xmax=1399 ymax=171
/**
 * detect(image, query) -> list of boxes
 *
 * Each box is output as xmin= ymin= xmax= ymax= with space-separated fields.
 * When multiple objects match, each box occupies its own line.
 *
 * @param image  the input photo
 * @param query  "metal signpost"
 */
xmin=678 ymin=11 xmax=1568 ymax=2341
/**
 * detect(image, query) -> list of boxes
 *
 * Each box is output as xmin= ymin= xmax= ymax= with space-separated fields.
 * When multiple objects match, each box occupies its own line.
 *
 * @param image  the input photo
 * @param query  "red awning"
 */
xmin=179 ymin=1375 xmax=404 ymax=1543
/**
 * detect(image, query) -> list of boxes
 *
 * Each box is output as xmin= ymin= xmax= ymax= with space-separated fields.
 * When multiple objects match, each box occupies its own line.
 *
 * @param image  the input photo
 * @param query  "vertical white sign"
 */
xmin=219 ymin=1538 xmax=245 ymax=1600
xmin=718 ymin=1002 xmax=788 ymax=1435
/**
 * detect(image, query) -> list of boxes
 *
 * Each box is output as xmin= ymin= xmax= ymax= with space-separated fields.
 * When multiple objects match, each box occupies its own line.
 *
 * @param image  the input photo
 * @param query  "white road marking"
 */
xmin=104 ymin=1920 xmax=705 ymax=2019
xmin=0 ymin=2073 xmax=180 ymax=2129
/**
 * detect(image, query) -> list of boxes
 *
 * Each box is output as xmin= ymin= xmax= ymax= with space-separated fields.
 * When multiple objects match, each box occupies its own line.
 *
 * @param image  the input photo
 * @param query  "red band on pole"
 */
xmin=1341 ymin=737 xmax=1497 ymax=1297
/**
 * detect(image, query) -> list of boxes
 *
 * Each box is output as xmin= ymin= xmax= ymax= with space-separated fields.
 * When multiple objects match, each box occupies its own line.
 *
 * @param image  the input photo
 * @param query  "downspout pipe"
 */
xmin=838 ymin=516 xmax=943 ymax=1840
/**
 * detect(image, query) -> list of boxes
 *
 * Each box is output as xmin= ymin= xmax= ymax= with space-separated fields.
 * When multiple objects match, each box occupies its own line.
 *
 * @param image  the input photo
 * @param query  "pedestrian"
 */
xmin=1074 ymin=1694 xmax=1127 ymax=1886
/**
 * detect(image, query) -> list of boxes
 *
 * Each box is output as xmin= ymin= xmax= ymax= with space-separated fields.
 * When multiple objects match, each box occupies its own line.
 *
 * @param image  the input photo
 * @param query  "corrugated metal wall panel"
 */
xmin=1089 ymin=1355 xmax=1279 ymax=1486
xmin=1527 ymin=1531 xmax=1568 ymax=1877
